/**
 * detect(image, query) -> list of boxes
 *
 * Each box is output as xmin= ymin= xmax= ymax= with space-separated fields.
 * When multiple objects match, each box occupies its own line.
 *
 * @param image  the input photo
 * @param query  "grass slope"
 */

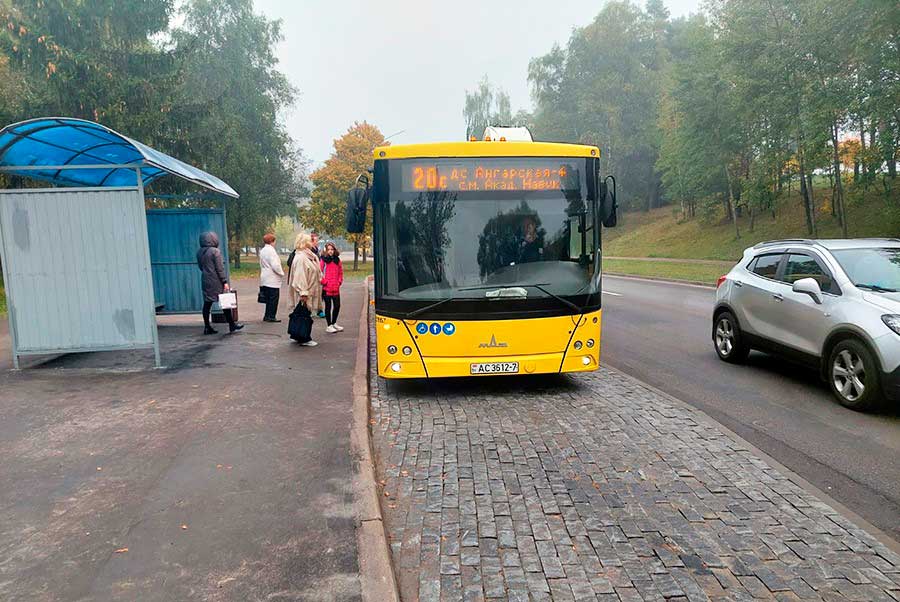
xmin=603 ymin=258 xmax=727 ymax=285
xmin=605 ymin=185 xmax=900 ymax=262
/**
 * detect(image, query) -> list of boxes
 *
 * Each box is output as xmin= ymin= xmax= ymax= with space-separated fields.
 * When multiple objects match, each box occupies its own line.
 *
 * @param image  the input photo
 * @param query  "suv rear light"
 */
xmin=716 ymin=275 xmax=728 ymax=288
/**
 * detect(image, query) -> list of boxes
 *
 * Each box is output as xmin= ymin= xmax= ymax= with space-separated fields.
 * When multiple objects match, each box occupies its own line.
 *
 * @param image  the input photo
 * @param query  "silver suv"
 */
xmin=713 ymin=239 xmax=900 ymax=411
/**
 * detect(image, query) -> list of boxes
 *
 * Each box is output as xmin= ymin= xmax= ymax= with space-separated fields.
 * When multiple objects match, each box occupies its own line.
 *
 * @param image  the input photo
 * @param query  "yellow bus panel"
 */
xmin=374 ymin=141 xmax=599 ymax=160
xmin=374 ymin=310 xmax=602 ymax=379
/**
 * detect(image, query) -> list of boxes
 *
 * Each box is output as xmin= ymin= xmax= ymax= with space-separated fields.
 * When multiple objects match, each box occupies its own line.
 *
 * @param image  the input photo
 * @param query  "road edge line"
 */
xmin=604 ymin=272 xmax=716 ymax=289
xmin=601 ymin=362 xmax=900 ymax=555
xmin=351 ymin=277 xmax=400 ymax=602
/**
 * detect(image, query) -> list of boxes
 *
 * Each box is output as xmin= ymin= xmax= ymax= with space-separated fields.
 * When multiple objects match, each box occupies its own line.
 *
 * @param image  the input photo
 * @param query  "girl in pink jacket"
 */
xmin=320 ymin=242 xmax=345 ymax=333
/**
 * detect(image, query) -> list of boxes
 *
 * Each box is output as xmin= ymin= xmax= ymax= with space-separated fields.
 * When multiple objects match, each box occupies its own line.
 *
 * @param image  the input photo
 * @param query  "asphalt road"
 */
xmin=600 ymin=275 xmax=900 ymax=543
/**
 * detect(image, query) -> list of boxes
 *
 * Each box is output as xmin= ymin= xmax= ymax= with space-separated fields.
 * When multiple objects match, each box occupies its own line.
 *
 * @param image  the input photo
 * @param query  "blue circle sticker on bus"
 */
xmin=416 ymin=323 xmax=428 ymax=335
xmin=443 ymin=323 xmax=456 ymax=335
xmin=429 ymin=323 xmax=442 ymax=335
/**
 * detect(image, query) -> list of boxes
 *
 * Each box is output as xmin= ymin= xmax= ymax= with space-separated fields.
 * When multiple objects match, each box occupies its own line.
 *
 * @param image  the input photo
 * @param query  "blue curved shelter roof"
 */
xmin=0 ymin=117 xmax=238 ymax=198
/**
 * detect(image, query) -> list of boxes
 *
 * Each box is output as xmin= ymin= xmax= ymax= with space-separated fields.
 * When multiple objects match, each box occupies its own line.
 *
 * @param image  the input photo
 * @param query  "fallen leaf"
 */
xmin=96 ymin=467 xmax=102 ymax=471
xmin=181 ymin=524 xmax=188 ymax=530
xmin=115 ymin=548 xmax=128 ymax=554
xmin=148 ymin=399 xmax=156 ymax=405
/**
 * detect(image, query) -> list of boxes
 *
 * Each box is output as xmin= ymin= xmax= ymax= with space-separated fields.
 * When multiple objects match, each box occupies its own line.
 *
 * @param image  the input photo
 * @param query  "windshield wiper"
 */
xmin=856 ymin=283 xmax=898 ymax=293
xmin=530 ymin=284 xmax=582 ymax=312
xmin=404 ymin=296 xmax=464 ymax=319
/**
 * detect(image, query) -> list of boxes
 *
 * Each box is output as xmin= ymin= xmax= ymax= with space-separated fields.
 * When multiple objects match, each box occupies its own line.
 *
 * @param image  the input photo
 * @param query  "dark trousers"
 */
xmin=202 ymin=301 xmax=235 ymax=328
xmin=261 ymin=286 xmax=280 ymax=320
xmin=324 ymin=294 xmax=341 ymax=325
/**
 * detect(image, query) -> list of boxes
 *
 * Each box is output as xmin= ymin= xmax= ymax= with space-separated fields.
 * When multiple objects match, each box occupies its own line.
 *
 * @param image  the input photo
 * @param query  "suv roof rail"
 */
xmin=753 ymin=238 xmax=815 ymax=249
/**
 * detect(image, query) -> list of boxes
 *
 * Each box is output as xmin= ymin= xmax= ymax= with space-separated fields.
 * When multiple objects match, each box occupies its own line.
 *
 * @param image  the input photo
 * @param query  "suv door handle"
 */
xmin=772 ymin=293 xmax=784 ymax=301
xmin=733 ymin=280 xmax=743 ymax=287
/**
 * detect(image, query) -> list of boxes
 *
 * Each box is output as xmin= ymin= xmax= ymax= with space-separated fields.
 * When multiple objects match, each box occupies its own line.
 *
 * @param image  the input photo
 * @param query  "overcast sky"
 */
xmin=254 ymin=0 xmax=703 ymax=165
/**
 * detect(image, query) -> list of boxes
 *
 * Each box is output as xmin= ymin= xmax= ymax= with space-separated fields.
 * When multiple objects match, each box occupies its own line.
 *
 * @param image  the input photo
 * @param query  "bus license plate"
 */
xmin=470 ymin=362 xmax=519 ymax=375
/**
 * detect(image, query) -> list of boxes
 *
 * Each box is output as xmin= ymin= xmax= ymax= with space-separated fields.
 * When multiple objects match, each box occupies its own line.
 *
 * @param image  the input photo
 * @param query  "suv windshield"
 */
xmin=374 ymin=157 xmax=599 ymax=313
xmin=831 ymin=247 xmax=900 ymax=292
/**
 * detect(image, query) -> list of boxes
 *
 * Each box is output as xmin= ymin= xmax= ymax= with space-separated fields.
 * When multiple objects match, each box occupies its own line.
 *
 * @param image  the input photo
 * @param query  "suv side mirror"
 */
xmin=346 ymin=174 xmax=369 ymax=234
xmin=792 ymin=277 xmax=823 ymax=305
xmin=599 ymin=174 xmax=617 ymax=228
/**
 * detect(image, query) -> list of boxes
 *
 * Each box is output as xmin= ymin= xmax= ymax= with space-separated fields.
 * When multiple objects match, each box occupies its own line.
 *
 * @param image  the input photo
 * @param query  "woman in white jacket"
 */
xmin=259 ymin=233 xmax=284 ymax=322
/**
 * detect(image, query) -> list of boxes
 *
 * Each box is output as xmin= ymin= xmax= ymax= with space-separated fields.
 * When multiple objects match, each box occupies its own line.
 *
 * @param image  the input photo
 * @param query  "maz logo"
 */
xmin=478 ymin=335 xmax=508 ymax=348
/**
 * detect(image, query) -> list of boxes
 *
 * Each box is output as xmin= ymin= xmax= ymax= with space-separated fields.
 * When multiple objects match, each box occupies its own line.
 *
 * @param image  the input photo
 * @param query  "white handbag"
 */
xmin=218 ymin=292 xmax=237 ymax=309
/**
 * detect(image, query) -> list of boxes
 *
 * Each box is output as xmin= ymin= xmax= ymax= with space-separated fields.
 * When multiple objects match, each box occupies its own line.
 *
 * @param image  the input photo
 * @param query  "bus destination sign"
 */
xmin=401 ymin=159 xmax=579 ymax=192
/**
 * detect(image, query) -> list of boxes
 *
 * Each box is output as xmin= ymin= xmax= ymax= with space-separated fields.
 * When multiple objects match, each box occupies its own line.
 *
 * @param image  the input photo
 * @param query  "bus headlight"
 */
xmin=574 ymin=341 xmax=583 ymax=350
xmin=390 ymin=362 xmax=402 ymax=373
xmin=387 ymin=345 xmax=398 ymax=354
xmin=402 ymin=346 xmax=413 ymax=356
xmin=586 ymin=339 xmax=595 ymax=348
xmin=582 ymin=356 xmax=591 ymax=366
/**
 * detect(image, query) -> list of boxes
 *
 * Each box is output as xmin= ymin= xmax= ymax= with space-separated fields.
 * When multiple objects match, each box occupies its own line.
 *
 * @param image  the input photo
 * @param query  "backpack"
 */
xmin=286 ymin=249 xmax=296 ymax=277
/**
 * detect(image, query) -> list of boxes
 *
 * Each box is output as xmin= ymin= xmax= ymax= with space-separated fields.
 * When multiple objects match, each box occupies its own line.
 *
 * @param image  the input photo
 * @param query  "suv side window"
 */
xmin=781 ymin=254 xmax=838 ymax=294
xmin=749 ymin=253 xmax=782 ymax=279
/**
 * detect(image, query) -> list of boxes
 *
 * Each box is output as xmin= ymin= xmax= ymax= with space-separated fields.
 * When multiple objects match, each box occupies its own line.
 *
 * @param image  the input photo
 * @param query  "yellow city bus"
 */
xmin=346 ymin=135 xmax=617 ymax=379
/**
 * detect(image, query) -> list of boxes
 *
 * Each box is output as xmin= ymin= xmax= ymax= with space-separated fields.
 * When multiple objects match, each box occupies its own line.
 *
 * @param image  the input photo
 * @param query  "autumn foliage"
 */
xmin=300 ymin=122 xmax=387 ymax=265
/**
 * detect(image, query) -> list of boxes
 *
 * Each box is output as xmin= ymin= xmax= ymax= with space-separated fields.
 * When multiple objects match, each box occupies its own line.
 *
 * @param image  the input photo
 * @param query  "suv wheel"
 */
xmin=714 ymin=311 xmax=749 ymax=363
xmin=828 ymin=339 xmax=882 ymax=411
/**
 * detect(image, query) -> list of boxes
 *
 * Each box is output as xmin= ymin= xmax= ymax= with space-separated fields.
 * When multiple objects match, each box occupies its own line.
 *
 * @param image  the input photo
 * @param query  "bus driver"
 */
xmin=517 ymin=215 xmax=542 ymax=264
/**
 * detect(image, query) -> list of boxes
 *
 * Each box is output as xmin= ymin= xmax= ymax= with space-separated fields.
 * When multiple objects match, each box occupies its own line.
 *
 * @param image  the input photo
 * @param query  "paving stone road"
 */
xmin=369 ymin=311 xmax=900 ymax=601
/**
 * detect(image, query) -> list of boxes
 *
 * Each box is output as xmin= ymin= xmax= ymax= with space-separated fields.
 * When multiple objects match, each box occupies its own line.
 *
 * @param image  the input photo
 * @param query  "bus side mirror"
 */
xmin=346 ymin=175 xmax=369 ymax=234
xmin=599 ymin=175 xmax=617 ymax=228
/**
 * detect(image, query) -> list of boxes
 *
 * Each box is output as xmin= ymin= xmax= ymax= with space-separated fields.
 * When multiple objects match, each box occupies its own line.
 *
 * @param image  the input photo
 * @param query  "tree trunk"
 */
xmin=806 ymin=172 xmax=818 ymax=236
xmin=724 ymin=164 xmax=740 ymax=239
xmin=353 ymin=242 xmax=359 ymax=271
xmin=798 ymin=150 xmax=816 ymax=236
xmin=749 ymin=203 xmax=755 ymax=232
xmin=233 ymin=226 xmax=242 ymax=269
xmin=830 ymin=120 xmax=848 ymax=237
xmin=869 ymin=120 xmax=878 ymax=181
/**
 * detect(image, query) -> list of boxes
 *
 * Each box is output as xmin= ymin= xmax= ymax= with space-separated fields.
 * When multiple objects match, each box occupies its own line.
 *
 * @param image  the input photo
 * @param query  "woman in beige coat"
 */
xmin=289 ymin=232 xmax=323 ymax=346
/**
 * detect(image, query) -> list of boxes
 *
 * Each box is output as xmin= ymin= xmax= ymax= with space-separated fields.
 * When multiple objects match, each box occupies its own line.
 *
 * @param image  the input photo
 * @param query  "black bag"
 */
xmin=258 ymin=287 xmax=266 ymax=304
xmin=287 ymin=302 xmax=313 ymax=343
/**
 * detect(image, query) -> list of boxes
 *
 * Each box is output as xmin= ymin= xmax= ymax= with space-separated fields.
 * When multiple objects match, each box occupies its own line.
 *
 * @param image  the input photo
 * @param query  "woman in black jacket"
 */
xmin=197 ymin=231 xmax=244 ymax=334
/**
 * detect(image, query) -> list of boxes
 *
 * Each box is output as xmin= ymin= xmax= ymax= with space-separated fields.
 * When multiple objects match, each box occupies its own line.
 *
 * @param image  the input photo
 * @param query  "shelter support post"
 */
xmin=137 ymin=168 xmax=162 ymax=368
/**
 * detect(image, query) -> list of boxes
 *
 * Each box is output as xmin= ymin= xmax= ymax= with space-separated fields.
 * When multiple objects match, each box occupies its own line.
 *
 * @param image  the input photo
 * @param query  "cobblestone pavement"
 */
xmin=369 ymin=317 xmax=900 ymax=601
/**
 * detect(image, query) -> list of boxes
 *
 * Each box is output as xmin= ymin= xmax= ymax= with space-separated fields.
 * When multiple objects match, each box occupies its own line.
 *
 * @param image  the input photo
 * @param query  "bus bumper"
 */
xmin=378 ymin=350 xmax=599 ymax=379
xmin=374 ymin=310 xmax=602 ymax=379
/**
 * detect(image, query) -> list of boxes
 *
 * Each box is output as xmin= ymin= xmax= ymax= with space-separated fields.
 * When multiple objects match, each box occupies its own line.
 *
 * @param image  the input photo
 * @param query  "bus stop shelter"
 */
xmin=0 ymin=117 xmax=238 ymax=368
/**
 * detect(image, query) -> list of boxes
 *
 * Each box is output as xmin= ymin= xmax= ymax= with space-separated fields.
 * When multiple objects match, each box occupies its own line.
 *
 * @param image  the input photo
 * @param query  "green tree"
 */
xmin=171 ymin=0 xmax=302 ymax=267
xmin=463 ymin=76 xmax=515 ymax=140
xmin=528 ymin=1 xmax=669 ymax=212
xmin=272 ymin=215 xmax=296 ymax=252
xmin=1 ymin=0 xmax=178 ymax=143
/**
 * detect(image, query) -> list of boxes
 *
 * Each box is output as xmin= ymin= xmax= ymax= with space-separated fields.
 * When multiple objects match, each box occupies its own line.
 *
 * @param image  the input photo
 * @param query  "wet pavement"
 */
xmin=0 ymin=281 xmax=364 ymax=601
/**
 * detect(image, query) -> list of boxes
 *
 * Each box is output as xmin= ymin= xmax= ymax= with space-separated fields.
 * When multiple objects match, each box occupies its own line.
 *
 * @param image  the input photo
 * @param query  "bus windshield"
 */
xmin=376 ymin=158 xmax=599 ymax=307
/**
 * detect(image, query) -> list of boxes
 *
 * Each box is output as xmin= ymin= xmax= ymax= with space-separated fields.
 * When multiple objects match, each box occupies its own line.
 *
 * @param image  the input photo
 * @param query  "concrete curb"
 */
xmin=604 ymin=272 xmax=716 ymax=289
xmin=351 ymin=278 xmax=400 ymax=602
xmin=602 ymin=362 xmax=900 ymax=556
